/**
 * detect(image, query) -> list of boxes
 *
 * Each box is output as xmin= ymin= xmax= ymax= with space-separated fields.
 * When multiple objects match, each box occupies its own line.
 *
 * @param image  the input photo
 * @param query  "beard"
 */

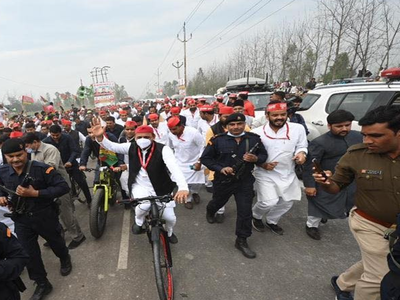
xmin=270 ymin=118 xmax=287 ymax=128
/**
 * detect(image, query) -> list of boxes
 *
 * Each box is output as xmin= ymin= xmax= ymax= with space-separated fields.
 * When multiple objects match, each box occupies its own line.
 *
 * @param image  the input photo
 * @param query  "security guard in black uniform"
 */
xmin=0 ymin=138 xmax=71 ymax=300
xmin=0 ymin=222 xmax=29 ymax=300
xmin=201 ymin=113 xmax=267 ymax=259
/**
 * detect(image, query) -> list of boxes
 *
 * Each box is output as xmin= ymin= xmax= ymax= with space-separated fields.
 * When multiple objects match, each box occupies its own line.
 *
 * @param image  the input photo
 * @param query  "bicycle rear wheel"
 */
xmin=89 ymin=188 xmax=107 ymax=238
xmin=152 ymin=228 xmax=174 ymax=300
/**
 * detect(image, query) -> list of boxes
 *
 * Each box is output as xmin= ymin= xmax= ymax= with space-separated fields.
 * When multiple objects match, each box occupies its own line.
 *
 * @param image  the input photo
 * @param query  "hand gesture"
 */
xmin=261 ymin=162 xmax=278 ymax=170
xmin=220 ymin=167 xmax=235 ymax=176
xmin=293 ymin=152 xmax=306 ymax=165
xmin=91 ymin=117 xmax=105 ymax=141
xmin=313 ymin=170 xmax=333 ymax=185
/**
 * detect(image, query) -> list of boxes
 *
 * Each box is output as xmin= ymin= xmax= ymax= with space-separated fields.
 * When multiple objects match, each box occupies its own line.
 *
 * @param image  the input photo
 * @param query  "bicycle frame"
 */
xmin=93 ymin=166 xmax=113 ymax=212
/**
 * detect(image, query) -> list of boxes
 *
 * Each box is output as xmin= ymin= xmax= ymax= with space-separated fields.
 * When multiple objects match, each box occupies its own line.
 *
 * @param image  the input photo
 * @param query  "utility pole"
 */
xmin=177 ymin=22 xmax=192 ymax=89
xmin=155 ymin=68 xmax=161 ymax=95
xmin=172 ymin=60 xmax=184 ymax=80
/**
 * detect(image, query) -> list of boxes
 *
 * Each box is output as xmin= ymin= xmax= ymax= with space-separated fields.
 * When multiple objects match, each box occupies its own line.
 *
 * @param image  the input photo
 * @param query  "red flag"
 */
xmin=40 ymin=96 xmax=48 ymax=103
xmin=22 ymin=95 xmax=34 ymax=105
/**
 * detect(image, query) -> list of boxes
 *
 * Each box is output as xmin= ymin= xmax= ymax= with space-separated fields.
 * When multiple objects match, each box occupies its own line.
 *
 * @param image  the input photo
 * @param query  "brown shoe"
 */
xmin=192 ymin=193 xmax=201 ymax=204
xmin=184 ymin=202 xmax=194 ymax=209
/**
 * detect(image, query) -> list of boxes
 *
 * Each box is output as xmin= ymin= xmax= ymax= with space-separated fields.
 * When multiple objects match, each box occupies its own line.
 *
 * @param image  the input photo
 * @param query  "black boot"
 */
xmin=60 ymin=254 xmax=72 ymax=276
xmin=235 ymin=237 xmax=256 ymax=259
xmin=30 ymin=279 xmax=53 ymax=300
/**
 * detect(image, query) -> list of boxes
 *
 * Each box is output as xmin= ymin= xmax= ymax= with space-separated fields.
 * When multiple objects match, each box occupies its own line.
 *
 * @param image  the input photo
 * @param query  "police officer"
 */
xmin=201 ymin=113 xmax=267 ymax=259
xmin=0 ymin=222 xmax=29 ymax=300
xmin=0 ymin=138 xmax=72 ymax=300
xmin=314 ymin=106 xmax=400 ymax=300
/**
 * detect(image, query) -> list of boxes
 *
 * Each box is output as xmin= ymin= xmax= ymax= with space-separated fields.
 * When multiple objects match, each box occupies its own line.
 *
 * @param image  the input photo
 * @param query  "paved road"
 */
xmin=21 ymin=167 xmax=360 ymax=300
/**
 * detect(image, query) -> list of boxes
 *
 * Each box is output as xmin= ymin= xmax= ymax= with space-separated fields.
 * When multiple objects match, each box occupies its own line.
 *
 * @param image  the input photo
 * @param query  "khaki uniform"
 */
xmin=331 ymin=143 xmax=400 ymax=300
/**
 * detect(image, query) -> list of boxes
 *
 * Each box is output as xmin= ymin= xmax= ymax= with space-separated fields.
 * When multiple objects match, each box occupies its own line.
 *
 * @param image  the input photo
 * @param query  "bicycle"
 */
xmin=84 ymin=166 xmax=119 ymax=238
xmin=118 ymin=195 xmax=174 ymax=300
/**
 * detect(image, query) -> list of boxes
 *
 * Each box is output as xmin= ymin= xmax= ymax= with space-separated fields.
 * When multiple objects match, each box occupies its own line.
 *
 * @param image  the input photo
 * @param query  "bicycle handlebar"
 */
xmin=117 ymin=195 xmax=173 ymax=205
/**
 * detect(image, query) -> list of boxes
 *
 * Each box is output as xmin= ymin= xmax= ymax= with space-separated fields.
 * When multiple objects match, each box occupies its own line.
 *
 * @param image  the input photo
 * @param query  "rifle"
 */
xmin=1 ymin=161 xmax=33 ymax=217
xmin=230 ymin=142 xmax=260 ymax=181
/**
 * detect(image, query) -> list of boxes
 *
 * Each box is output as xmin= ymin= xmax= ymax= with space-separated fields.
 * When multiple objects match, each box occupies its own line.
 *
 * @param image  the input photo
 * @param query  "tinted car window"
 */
xmin=326 ymin=93 xmax=345 ymax=113
xmin=391 ymin=92 xmax=400 ymax=106
xmin=248 ymin=94 xmax=271 ymax=110
xmin=327 ymin=92 xmax=380 ymax=121
xmin=299 ymin=94 xmax=320 ymax=110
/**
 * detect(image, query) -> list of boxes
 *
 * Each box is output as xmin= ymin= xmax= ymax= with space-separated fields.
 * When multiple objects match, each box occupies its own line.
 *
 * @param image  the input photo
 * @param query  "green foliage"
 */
xmin=323 ymin=52 xmax=352 ymax=83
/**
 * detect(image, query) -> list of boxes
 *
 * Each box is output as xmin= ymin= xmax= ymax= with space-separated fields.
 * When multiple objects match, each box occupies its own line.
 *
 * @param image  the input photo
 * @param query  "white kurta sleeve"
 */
xmin=96 ymin=136 xmax=131 ymax=155
xmin=162 ymin=146 xmax=189 ymax=191
xmin=294 ymin=125 xmax=308 ymax=155
xmin=78 ymin=132 xmax=86 ymax=143
xmin=193 ymin=130 xmax=206 ymax=159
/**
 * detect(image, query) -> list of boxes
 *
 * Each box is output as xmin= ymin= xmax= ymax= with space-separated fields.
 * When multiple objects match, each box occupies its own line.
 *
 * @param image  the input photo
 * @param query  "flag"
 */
xmin=99 ymin=148 xmax=118 ymax=166
xmin=22 ymin=95 xmax=34 ymax=105
xmin=40 ymin=96 xmax=48 ymax=103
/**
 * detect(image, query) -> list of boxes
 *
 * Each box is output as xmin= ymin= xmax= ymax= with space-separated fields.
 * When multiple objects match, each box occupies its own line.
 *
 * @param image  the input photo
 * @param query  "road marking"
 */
xmin=117 ymin=209 xmax=131 ymax=270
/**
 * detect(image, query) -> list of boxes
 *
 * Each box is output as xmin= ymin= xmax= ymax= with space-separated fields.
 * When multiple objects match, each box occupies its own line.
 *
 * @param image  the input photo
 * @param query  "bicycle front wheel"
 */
xmin=152 ymin=228 xmax=174 ymax=300
xmin=89 ymin=188 xmax=108 ymax=238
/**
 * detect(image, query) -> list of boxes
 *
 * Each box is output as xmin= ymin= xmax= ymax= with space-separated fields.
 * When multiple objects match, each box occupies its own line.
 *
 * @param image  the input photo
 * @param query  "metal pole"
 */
xmin=172 ymin=60 xmax=184 ymax=80
xmin=177 ymin=22 xmax=192 ymax=89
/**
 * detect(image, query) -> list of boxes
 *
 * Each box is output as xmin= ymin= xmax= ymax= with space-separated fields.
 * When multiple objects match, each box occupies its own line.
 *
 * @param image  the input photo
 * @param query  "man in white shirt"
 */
xmin=116 ymin=110 xmax=130 ymax=126
xmin=251 ymin=101 xmax=308 ymax=235
xmin=197 ymin=105 xmax=218 ymax=141
xmin=160 ymin=104 xmax=171 ymax=121
xmin=93 ymin=123 xmax=188 ymax=243
xmin=180 ymin=99 xmax=201 ymax=128
xmin=167 ymin=116 xmax=205 ymax=209
xmin=148 ymin=113 xmax=169 ymax=145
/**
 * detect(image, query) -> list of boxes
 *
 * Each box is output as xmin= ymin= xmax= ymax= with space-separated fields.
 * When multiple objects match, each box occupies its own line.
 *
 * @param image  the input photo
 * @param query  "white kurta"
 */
xmin=97 ymin=137 xmax=188 ymax=207
xmin=152 ymin=122 xmax=169 ymax=145
xmin=180 ymin=108 xmax=201 ymax=128
xmin=252 ymin=122 xmax=308 ymax=202
xmin=168 ymin=126 xmax=205 ymax=184
xmin=197 ymin=115 xmax=218 ymax=141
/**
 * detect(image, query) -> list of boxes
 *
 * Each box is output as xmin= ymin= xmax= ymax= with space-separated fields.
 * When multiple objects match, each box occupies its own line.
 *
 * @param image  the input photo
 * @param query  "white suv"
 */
xmin=297 ymin=82 xmax=400 ymax=140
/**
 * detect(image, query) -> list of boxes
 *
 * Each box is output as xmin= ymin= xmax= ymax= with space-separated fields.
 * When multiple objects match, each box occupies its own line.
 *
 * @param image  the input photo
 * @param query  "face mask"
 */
xmin=26 ymin=148 xmax=35 ymax=154
xmin=227 ymin=132 xmax=245 ymax=138
xmin=136 ymin=138 xmax=152 ymax=149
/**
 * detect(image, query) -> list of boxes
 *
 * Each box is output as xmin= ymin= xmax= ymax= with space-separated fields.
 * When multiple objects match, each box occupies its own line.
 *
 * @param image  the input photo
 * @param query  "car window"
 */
xmin=328 ymin=92 xmax=380 ymax=121
xmin=248 ymin=94 xmax=271 ymax=111
xmin=326 ymin=93 xmax=346 ymax=113
xmin=298 ymin=94 xmax=320 ymax=110
xmin=391 ymin=92 xmax=400 ymax=106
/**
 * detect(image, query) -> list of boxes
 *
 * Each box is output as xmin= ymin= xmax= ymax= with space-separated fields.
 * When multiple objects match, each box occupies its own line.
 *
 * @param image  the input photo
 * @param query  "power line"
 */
xmin=190 ymin=0 xmax=265 ymax=55
xmin=185 ymin=0 xmax=206 ymax=24
xmin=190 ymin=0 xmax=225 ymax=34
xmin=192 ymin=0 xmax=297 ymax=59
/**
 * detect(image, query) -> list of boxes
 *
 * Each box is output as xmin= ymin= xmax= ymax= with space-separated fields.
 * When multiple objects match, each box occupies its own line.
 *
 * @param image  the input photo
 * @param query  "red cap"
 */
xmin=167 ymin=116 xmax=181 ymax=128
xmin=170 ymin=107 xmax=181 ymax=114
xmin=125 ymin=121 xmax=138 ymax=128
xmin=238 ymin=91 xmax=249 ymax=95
xmin=148 ymin=113 xmax=159 ymax=121
xmin=99 ymin=110 xmax=107 ymax=115
xmin=10 ymin=131 xmax=24 ymax=138
xmin=135 ymin=125 xmax=154 ymax=134
xmin=219 ymin=106 xmax=234 ymax=115
xmin=200 ymin=105 xmax=214 ymax=112
xmin=187 ymin=99 xmax=196 ymax=105
xmin=267 ymin=102 xmax=287 ymax=112
xmin=12 ymin=123 xmax=20 ymax=128
xmin=164 ymin=104 xmax=171 ymax=109
xmin=119 ymin=110 xmax=127 ymax=115
xmin=216 ymin=96 xmax=224 ymax=100
xmin=46 ymin=120 xmax=53 ymax=125
xmin=228 ymin=93 xmax=237 ymax=98
xmin=62 ymin=120 xmax=72 ymax=126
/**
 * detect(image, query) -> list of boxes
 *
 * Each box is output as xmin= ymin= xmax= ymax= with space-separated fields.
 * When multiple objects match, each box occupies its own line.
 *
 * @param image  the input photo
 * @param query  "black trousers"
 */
xmin=207 ymin=178 xmax=254 ymax=238
xmin=14 ymin=207 xmax=69 ymax=284
xmin=67 ymin=166 xmax=92 ymax=204
xmin=381 ymin=271 xmax=400 ymax=300
xmin=0 ymin=283 xmax=20 ymax=300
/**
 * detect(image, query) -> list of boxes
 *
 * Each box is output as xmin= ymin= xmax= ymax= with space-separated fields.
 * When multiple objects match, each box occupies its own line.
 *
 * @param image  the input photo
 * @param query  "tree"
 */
xmin=323 ymin=52 xmax=352 ymax=82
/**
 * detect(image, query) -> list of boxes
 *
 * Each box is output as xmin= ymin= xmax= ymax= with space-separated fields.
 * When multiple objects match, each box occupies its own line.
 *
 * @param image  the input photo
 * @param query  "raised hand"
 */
xmin=91 ymin=117 xmax=105 ymax=140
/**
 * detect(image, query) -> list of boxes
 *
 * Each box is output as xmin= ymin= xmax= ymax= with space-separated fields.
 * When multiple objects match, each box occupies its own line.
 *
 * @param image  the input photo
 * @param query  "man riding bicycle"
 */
xmin=91 ymin=120 xmax=188 ymax=244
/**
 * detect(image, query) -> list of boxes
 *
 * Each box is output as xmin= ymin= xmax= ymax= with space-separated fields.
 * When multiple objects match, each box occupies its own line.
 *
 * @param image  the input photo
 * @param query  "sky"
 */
xmin=0 ymin=0 xmax=314 ymax=101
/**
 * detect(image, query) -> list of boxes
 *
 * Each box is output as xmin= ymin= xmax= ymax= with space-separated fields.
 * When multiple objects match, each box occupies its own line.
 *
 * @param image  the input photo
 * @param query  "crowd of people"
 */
xmin=0 ymin=92 xmax=398 ymax=300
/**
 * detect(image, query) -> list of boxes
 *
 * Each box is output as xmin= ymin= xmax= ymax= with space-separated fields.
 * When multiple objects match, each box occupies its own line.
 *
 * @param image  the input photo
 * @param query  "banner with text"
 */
xmin=93 ymin=82 xmax=115 ymax=107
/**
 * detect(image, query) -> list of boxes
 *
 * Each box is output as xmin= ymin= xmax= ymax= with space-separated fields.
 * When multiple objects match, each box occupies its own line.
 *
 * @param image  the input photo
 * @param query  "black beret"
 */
xmin=327 ymin=110 xmax=355 ymax=124
xmin=233 ymin=99 xmax=244 ymax=107
xmin=226 ymin=113 xmax=246 ymax=124
xmin=2 ymin=138 xmax=25 ymax=155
